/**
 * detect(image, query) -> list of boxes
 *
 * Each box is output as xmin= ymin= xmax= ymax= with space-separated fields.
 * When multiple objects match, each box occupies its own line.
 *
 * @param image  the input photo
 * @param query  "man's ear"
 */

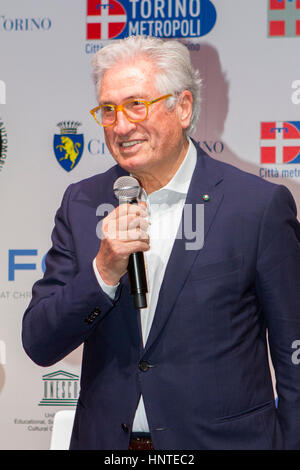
xmin=177 ymin=90 xmax=193 ymax=130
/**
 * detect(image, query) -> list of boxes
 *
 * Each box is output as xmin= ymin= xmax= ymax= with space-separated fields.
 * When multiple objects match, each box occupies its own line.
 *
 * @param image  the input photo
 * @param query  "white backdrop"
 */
xmin=0 ymin=0 xmax=299 ymax=449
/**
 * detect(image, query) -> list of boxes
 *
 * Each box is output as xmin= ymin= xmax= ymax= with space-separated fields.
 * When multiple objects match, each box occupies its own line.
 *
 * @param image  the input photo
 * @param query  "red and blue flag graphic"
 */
xmin=261 ymin=121 xmax=300 ymax=164
xmin=87 ymin=0 xmax=127 ymax=40
xmin=268 ymin=0 xmax=300 ymax=37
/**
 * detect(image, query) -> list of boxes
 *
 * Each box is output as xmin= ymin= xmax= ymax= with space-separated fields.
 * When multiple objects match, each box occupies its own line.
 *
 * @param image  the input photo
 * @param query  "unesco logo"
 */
xmin=39 ymin=371 xmax=79 ymax=407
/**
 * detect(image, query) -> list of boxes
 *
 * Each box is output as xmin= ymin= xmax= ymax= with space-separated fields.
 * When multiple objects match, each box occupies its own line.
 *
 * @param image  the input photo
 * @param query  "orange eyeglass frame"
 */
xmin=90 ymin=93 xmax=173 ymax=127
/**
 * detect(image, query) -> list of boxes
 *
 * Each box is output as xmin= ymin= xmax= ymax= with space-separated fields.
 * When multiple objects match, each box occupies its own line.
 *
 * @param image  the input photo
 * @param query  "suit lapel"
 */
xmin=143 ymin=145 xmax=224 ymax=354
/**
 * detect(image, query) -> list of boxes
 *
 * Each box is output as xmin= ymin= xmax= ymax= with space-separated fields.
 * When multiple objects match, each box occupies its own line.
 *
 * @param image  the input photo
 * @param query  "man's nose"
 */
xmin=113 ymin=110 xmax=136 ymax=135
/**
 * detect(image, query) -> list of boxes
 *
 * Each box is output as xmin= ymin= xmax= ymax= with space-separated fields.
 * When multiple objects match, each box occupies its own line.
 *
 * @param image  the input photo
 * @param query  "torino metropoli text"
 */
xmin=128 ymin=0 xmax=203 ymax=37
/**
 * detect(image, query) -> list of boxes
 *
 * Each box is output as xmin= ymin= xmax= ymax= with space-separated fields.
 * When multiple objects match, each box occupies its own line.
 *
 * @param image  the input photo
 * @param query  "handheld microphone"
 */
xmin=113 ymin=176 xmax=148 ymax=309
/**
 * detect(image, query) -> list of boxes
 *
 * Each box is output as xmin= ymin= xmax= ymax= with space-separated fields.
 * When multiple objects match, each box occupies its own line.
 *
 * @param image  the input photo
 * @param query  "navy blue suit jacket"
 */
xmin=22 ymin=143 xmax=300 ymax=450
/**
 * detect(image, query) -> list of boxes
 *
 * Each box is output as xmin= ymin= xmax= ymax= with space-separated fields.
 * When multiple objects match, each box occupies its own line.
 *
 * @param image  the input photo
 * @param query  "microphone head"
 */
xmin=113 ymin=176 xmax=141 ymax=201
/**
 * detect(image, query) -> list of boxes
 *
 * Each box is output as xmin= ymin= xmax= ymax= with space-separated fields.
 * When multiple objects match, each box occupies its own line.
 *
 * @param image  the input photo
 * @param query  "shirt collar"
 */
xmin=162 ymin=137 xmax=197 ymax=195
xmin=141 ymin=138 xmax=197 ymax=203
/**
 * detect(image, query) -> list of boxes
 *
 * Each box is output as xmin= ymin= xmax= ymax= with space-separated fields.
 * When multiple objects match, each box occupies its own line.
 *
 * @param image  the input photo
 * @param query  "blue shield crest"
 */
xmin=54 ymin=132 xmax=84 ymax=172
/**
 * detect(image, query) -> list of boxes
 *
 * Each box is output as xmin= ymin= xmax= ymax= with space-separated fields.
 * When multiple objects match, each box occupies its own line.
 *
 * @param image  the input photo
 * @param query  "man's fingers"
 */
xmin=128 ymin=215 xmax=149 ymax=231
xmin=127 ymin=228 xmax=150 ymax=242
xmin=102 ymin=202 xmax=149 ymax=239
xmin=111 ymin=203 xmax=148 ymax=219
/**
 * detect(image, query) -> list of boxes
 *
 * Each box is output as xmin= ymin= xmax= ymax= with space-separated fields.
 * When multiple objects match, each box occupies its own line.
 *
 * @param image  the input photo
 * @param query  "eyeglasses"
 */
xmin=90 ymin=94 xmax=173 ymax=127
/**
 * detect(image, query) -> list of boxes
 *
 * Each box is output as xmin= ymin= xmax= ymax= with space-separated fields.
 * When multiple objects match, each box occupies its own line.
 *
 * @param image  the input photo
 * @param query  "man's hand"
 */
xmin=95 ymin=202 xmax=150 ymax=286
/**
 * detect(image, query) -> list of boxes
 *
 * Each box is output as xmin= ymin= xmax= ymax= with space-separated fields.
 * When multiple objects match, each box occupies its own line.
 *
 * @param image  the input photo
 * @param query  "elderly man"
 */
xmin=22 ymin=36 xmax=300 ymax=450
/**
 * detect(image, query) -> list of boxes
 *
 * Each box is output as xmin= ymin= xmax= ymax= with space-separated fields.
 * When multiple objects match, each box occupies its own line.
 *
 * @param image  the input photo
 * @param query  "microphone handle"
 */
xmin=121 ymin=197 xmax=148 ymax=309
xmin=128 ymin=252 xmax=148 ymax=309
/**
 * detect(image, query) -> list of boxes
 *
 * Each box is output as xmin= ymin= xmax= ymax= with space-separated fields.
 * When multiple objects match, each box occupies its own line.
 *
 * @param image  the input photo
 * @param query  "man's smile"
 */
xmin=119 ymin=139 xmax=145 ymax=149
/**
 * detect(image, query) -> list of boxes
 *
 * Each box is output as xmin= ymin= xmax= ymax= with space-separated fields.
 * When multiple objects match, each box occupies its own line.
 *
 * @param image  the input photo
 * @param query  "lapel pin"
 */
xmin=202 ymin=194 xmax=210 ymax=202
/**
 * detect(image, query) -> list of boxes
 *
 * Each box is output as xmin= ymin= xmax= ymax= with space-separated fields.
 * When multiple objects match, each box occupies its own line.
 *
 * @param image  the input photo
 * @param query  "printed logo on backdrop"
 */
xmin=53 ymin=121 xmax=84 ymax=172
xmin=2 ymin=249 xmax=46 ymax=302
xmin=0 ymin=80 xmax=6 ymax=104
xmin=0 ymin=118 xmax=8 ymax=172
xmin=13 ymin=370 xmax=79 ymax=435
xmin=85 ymin=0 xmax=217 ymax=53
xmin=259 ymin=121 xmax=300 ymax=179
xmin=268 ymin=0 xmax=300 ymax=37
xmin=0 ymin=16 xmax=51 ymax=32
xmin=8 ymin=249 xmax=46 ymax=282
xmin=39 ymin=370 xmax=79 ymax=407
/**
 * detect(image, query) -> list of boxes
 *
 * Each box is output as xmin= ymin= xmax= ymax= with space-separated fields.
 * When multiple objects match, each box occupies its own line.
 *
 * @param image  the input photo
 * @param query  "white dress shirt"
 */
xmin=93 ymin=138 xmax=197 ymax=432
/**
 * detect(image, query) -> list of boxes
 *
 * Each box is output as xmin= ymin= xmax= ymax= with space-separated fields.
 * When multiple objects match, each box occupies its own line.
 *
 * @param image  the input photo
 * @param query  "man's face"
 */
xmin=99 ymin=59 xmax=192 ymax=184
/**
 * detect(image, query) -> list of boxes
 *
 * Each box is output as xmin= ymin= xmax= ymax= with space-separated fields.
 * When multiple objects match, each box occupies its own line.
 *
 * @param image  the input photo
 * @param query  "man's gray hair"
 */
xmin=91 ymin=36 xmax=201 ymax=135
